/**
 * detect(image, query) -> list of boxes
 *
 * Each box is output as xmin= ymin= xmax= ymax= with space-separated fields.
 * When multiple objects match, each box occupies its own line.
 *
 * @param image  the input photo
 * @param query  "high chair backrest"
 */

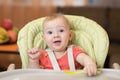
xmin=17 ymin=15 xmax=109 ymax=69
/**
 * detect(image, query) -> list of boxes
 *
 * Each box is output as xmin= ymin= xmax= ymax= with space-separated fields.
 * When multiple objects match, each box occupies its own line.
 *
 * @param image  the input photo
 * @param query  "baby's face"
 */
xmin=42 ymin=17 xmax=72 ymax=52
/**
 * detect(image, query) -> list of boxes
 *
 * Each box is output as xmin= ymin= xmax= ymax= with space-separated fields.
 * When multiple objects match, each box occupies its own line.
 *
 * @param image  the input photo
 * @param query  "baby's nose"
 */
xmin=54 ymin=32 xmax=59 ymax=38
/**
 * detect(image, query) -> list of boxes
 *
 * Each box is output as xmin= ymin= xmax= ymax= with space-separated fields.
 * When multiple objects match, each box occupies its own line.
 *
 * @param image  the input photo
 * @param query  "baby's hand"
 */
xmin=27 ymin=48 xmax=41 ymax=60
xmin=83 ymin=63 xmax=97 ymax=76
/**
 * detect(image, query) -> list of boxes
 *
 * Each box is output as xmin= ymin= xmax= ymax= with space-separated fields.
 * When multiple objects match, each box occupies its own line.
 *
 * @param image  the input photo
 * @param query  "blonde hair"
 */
xmin=42 ymin=13 xmax=70 ymax=28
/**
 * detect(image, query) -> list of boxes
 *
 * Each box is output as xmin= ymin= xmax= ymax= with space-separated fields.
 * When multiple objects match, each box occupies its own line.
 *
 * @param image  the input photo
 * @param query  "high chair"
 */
xmin=17 ymin=15 xmax=109 ymax=69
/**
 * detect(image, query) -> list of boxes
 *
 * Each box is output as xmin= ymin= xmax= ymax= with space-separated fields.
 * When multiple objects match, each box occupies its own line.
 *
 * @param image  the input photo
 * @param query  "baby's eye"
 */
xmin=47 ymin=31 xmax=52 ymax=34
xmin=59 ymin=29 xmax=64 ymax=32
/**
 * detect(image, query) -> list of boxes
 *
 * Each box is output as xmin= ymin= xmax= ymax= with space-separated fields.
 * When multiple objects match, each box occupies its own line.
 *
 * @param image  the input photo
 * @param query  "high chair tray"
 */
xmin=0 ymin=69 xmax=120 ymax=80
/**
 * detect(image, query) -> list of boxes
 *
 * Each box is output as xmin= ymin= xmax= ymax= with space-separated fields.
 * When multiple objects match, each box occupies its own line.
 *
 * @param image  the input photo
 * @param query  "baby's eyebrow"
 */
xmin=44 ymin=27 xmax=53 ymax=30
xmin=44 ymin=28 xmax=53 ymax=32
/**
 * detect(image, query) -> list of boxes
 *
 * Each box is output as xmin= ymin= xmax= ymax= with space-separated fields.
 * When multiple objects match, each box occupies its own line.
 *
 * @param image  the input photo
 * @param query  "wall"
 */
xmin=0 ymin=0 xmax=56 ymax=29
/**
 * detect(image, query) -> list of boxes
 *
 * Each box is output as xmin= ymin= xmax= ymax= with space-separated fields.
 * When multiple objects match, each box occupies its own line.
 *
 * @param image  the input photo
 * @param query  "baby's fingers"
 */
xmin=84 ymin=67 xmax=92 ymax=76
xmin=84 ymin=66 xmax=97 ymax=76
xmin=28 ymin=51 xmax=40 ymax=60
xmin=28 ymin=48 xmax=40 ymax=54
xmin=88 ymin=66 xmax=97 ymax=76
xmin=33 ymin=51 xmax=41 ymax=59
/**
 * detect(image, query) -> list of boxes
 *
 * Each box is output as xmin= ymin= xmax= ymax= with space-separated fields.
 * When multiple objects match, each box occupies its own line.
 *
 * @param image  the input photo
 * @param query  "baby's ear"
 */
xmin=69 ymin=30 xmax=73 ymax=41
xmin=41 ymin=34 xmax=45 ymax=41
xmin=42 ymin=34 xmax=47 ymax=44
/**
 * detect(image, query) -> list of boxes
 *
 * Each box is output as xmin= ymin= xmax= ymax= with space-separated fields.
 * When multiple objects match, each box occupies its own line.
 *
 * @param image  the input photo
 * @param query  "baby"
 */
xmin=27 ymin=13 xmax=97 ymax=76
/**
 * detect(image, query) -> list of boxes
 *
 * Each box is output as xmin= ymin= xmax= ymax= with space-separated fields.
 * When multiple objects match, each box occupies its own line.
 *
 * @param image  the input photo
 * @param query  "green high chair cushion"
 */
xmin=17 ymin=15 xmax=109 ymax=69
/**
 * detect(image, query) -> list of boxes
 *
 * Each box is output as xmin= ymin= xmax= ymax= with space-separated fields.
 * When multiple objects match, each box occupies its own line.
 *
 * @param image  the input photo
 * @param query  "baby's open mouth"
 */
xmin=54 ymin=40 xmax=61 ymax=43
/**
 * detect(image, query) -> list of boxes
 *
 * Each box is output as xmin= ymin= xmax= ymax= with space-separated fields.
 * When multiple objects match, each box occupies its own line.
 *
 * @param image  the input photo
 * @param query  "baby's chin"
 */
xmin=52 ymin=46 xmax=67 ymax=52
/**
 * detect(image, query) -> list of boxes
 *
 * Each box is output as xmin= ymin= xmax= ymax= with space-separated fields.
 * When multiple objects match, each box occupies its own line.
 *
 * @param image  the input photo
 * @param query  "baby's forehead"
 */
xmin=44 ymin=15 xmax=68 ymax=23
xmin=42 ymin=15 xmax=70 ymax=30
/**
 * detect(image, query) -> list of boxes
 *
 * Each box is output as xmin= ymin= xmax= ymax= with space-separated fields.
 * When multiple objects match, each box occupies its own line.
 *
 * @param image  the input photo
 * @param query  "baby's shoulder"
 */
xmin=71 ymin=45 xmax=85 ymax=52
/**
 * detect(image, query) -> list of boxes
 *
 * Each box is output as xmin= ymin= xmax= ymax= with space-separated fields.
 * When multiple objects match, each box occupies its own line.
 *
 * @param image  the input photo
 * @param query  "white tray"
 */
xmin=0 ymin=69 xmax=120 ymax=80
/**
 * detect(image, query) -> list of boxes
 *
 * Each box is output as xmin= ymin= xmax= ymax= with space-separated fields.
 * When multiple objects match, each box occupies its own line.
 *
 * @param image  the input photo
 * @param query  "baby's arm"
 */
xmin=27 ymin=48 xmax=42 ymax=69
xmin=76 ymin=53 xmax=97 ymax=76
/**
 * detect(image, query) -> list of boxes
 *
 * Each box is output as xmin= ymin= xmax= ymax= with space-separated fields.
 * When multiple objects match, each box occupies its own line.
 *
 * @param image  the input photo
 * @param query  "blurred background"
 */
xmin=0 ymin=0 xmax=120 ymax=71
